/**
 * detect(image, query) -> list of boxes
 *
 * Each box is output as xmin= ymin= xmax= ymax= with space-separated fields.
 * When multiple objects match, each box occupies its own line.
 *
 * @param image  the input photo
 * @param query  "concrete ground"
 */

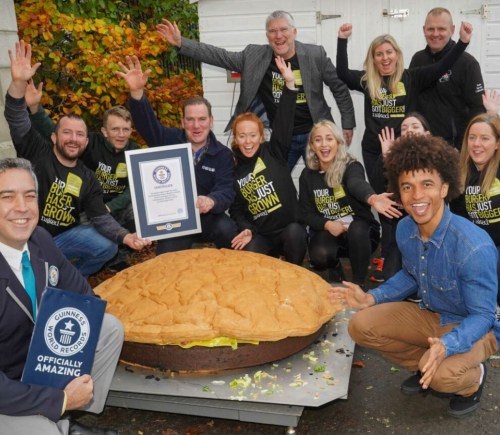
xmin=79 ymin=346 xmax=500 ymax=434
xmin=82 ymin=252 xmax=500 ymax=434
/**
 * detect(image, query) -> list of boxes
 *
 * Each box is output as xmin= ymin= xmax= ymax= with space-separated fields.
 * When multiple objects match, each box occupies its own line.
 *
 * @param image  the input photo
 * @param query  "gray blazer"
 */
xmin=179 ymin=38 xmax=355 ymax=132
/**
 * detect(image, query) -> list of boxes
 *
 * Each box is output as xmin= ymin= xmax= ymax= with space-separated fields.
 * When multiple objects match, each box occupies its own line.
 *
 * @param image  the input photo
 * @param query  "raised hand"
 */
xmin=378 ymin=126 xmax=395 ymax=157
xmin=483 ymin=89 xmax=500 ymax=115
xmin=115 ymin=55 xmax=151 ymax=99
xmin=9 ymin=41 xmax=40 ymax=83
xmin=275 ymin=56 xmax=295 ymax=89
xmin=459 ymin=21 xmax=473 ymax=44
xmin=7 ymin=41 xmax=41 ymax=98
xmin=25 ymin=80 xmax=43 ymax=113
xmin=156 ymin=19 xmax=182 ymax=47
xmin=338 ymin=23 xmax=353 ymax=39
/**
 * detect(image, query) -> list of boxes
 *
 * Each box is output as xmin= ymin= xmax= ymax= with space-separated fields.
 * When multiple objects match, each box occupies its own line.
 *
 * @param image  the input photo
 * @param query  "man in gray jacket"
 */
xmin=157 ymin=10 xmax=355 ymax=171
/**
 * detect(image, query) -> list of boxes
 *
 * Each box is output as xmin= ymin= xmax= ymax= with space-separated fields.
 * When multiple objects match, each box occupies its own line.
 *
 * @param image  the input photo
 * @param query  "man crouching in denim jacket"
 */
xmin=329 ymin=133 xmax=499 ymax=418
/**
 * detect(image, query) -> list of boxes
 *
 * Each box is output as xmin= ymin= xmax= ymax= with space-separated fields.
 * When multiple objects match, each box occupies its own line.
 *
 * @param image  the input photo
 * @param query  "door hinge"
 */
xmin=461 ymin=4 xmax=489 ymax=19
xmin=382 ymin=9 xmax=409 ymax=19
xmin=316 ymin=12 xmax=341 ymax=24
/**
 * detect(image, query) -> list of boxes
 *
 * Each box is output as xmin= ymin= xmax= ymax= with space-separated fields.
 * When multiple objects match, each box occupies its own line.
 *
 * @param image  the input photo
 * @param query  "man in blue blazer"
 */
xmin=0 ymin=159 xmax=122 ymax=434
xmin=157 ymin=10 xmax=356 ymax=171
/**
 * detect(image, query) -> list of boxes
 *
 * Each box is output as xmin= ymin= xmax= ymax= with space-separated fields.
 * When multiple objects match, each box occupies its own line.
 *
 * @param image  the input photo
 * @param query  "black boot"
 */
xmin=327 ymin=261 xmax=345 ymax=283
xmin=69 ymin=420 xmax=118 ymax=435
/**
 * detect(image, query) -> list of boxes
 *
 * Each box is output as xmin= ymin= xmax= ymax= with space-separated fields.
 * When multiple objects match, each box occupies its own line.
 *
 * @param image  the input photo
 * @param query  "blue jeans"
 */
xmin=54 ymin=224 xmax=118 ymax=277
xmin=287 ymin=132 xmax=309 ymax=171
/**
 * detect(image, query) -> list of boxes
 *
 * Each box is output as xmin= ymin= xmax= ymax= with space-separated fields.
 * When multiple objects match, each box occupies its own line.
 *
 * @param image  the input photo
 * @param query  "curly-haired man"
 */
xmin=330 ymin=134 xmax=499 ymax=417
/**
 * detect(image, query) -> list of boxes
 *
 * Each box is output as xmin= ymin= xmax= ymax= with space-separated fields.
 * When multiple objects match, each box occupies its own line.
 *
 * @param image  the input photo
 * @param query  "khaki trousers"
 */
xmin=348 ymin=302 xmax=498 ymax=396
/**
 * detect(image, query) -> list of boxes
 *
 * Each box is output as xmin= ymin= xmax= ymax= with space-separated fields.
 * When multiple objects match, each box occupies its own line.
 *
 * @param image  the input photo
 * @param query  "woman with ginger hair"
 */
xmin=229 ymin=56 xmax=307 ymax=265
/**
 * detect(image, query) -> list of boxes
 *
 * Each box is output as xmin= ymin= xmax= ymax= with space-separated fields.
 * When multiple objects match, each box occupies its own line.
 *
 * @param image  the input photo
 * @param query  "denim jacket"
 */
xmin=370 ymin=206 xmax=500 ymax=357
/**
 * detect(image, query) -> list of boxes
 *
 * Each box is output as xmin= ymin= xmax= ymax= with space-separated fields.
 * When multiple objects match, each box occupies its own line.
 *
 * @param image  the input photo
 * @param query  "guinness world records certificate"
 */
xmin=125 ymin=143 xmax=201 ymax=240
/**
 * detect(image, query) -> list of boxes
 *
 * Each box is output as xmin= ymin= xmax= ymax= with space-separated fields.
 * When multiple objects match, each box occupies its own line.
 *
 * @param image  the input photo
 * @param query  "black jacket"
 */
xmin=410 ymin=40 xmax=485 ymax=148
xmin=230 ymin=87 xmax=299 ymax=235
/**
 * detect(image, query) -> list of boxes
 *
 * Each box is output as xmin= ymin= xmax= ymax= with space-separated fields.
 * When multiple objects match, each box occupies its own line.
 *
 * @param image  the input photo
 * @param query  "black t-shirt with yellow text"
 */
xmin=258 ymin=55 xmax=313 ymax=135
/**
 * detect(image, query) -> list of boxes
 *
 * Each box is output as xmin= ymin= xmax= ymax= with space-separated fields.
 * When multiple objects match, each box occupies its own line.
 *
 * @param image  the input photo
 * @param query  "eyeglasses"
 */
xmin=267 ymin=27 xmax=292 ymax=36
xmin=109 ymin=127 xmax=132 ymax=134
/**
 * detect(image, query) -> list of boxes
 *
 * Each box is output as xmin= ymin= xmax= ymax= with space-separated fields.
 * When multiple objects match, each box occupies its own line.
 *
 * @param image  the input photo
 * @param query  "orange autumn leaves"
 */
xmin=15 ymin=0 xmax=202 ymax=138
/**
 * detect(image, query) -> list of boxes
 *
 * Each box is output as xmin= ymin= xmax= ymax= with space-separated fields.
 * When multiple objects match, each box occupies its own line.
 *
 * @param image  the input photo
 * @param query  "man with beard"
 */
xmin=4 ymin=41 xmax=150 ymax=276
xmin=26 ymin=98 xmax=139 ymax=233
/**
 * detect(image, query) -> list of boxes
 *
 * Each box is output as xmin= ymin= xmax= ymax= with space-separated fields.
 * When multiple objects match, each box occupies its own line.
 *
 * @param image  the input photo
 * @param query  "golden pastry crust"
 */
xmin=95 ymin=249 xmax=343 ymax=344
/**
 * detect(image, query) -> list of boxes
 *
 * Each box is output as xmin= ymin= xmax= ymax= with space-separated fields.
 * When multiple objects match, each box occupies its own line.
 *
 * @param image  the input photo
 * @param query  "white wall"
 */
xmin=194 ymin=0 xmax=499 ymax=184
xmin=194 ymin=0 xmax=318 ymax=147
xmin=483 ymin=3 xmax=500 ymax=89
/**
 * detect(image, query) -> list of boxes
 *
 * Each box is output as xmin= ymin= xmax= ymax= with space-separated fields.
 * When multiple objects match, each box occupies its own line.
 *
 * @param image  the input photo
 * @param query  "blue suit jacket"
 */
xmin=0 ymin=226 xmax=93 ymax=422
xmin=128 ymin=94 xmax=236 ymax=214
xmin=179 ymin=38 xmax=355 ymax=131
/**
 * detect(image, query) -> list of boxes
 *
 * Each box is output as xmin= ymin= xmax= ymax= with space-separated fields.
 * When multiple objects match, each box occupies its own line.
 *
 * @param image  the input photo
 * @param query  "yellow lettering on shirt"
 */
xmin=64 ymin=173 xmax=82 ymax=197
xmin=115 ymin=162 xmax=128 ymax=178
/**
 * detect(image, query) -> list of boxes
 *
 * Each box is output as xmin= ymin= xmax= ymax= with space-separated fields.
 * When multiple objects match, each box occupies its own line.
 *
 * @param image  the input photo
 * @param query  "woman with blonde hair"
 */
xmin=336 ymin=21 xmax=472 ymax=182
xmin=451 ymin=113 xmax=500 ymax=306
xmin=336 ymin=21 xmax=472 ymax=283
xmin=299 ymin=120 xmax=401 ymax=287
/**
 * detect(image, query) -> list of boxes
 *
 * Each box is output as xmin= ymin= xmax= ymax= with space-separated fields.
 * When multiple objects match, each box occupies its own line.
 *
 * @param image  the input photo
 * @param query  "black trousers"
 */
xmin=244 ymin=222 xmax=308 ymax=266
xmin=308 ymin=219 xmax=380 ymax=285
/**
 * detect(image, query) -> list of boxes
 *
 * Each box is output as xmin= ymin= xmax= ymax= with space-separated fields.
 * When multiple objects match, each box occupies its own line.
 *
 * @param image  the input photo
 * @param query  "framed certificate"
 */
xmin=125 ymin=143 xmax=201 ymax=240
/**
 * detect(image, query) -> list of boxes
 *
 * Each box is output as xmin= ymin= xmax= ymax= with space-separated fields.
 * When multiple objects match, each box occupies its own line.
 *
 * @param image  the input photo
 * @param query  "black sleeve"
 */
xmin=411 ymin=41 xmax=468 ymax=90
xmin=4 ymin=94 xmax=53 ymax=161
xmin=343 ymin=161 xmax=375 ymax=202
xmin=90 ymin=214 xmax=129 ymax=244
xmin=462 ymin=58 xmax=486 ymax=120
xmin=268 ymin=87 xmax=298 ymax=161
xmin=229 ymin=183 xmax=256 ymax=234
xmin=128 ymin=94 xmax=182 ymax=147
xmin=449 ymin=194 xmax=468 ymax=217
xmin=336 ymin=38 xmax=365 ymax=91
xmin=298 ymin=169 xmax=328 ymax=231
